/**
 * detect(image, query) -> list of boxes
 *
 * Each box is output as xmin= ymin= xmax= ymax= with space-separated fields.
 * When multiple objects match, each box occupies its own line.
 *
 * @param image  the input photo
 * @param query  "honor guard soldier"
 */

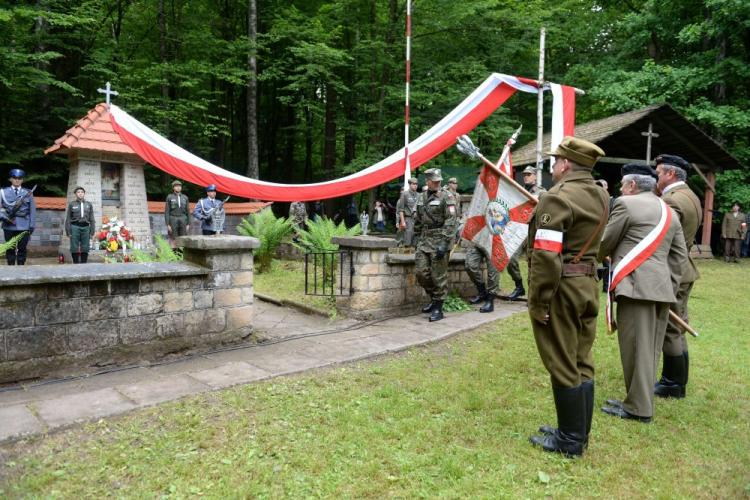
xmin=1 ymin=168 xmax=36 ymax=265
xmin=65 ymin=186 xmax=95 ymax=263
xmin=654 ymin=154 xmax=703 ymax=399
xmin=527 ymin=137 xmax=609 ymax=457
xmin=193 ymin=184 xmax=223 ymax=235
xmin=398 ymin=178 xmax=419 ymax=247
xmin=414 ymin=168 xmax=458 ymax=322
xmin=505 ymin=166 xmax=546 ymax=300
xmin=165 ymin=180 xmax=190 ymax=242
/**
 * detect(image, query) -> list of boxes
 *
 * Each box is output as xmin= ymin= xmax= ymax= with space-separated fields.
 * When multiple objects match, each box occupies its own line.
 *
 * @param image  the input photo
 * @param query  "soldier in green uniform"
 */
xmin=465 ymin=244 xmax=499 ymax=313
xmin=414 ymin=168 xmax=458 ymax=322
xmin=398 ymin=177 xmax=419 ymax=247
xmin=165 ymin=180 xmax=190 ymax=243
xmin=722 ymin=202 xmax=746 ymax=262
xmin=654 ymin=154 xmax=703 ymax=398
xmin=65 ymin=186 xmax=95 ymax=263
xmin=527 ymin=137 xmax=609 ymax=457
xmin=505 ymin=166 xmax=546 ymax=300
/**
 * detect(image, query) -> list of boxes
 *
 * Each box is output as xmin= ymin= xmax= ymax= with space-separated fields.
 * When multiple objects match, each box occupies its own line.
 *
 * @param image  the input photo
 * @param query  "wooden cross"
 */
xmin=641 ymin=122 xmax=660 ymax=163
xmin=97 ymin=81 xmax=119 ymax=106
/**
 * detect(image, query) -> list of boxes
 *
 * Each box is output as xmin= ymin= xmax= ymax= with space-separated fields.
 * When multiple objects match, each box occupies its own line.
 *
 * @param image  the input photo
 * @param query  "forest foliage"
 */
xmin=0 ymin=0 xmax=747 ymax=202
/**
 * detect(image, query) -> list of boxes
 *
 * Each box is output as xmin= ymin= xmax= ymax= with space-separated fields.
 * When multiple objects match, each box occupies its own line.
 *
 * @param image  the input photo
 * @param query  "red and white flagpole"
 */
xmin=403 ymin=0 xmax=412 ymax=188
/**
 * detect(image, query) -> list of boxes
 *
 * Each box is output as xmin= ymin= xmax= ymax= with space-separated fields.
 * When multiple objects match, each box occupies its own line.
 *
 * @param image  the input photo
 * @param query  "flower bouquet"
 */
xmin=97 ymin=216 xmax=135 ymax=261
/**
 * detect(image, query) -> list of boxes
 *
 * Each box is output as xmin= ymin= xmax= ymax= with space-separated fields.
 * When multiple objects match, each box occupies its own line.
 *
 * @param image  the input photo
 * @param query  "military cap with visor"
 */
xmin=546 ymin=136 xmax=605 ymax=168
xmin=205 ymin=184 xmax=217 ymax=192
xmin=522 ymin=166 xmax=537 ymax=175
xmin=172 ymin=180 xmax=183 ymax=187
xmin=408 ymin=177 xmax=418 ymax=184
xmin=423 ymin=168 xmax=443 ymax=181
xmin=9 ymin=168 xmax=25 ymax=178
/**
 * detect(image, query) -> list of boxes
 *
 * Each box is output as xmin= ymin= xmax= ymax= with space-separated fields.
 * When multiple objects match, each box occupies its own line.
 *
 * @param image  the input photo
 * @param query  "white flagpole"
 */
xmin=403 ymin=0 xmax=412 ymax=189
xmin=535 ymin=27 xmax=545 ymax=188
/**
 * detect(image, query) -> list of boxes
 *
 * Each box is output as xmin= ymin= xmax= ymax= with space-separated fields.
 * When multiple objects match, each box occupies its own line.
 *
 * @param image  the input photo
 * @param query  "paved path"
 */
xmin=0 ymin=299 xmax=526 ymax=443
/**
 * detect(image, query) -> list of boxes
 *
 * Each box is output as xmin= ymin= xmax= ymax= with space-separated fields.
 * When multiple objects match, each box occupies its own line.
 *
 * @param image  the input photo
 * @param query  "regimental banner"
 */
xmin=461 ymin=166 xmax=536 ymax=271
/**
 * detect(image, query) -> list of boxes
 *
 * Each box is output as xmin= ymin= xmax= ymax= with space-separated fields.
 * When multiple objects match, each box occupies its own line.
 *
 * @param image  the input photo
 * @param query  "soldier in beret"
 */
xmin=654 ymin=154 xmax=703 ymax=399
xmin=527 ymin=136 xmax=609 ymax=457
xmin=598 ymin=163 xmax=687 ymax=423
xmin=65 ymin=186 xmax=95 ymax=263
xmin=414 ymin=168 xmax=458 ymax=322
xmin=165 ymin=180 xmax=190 ymax=243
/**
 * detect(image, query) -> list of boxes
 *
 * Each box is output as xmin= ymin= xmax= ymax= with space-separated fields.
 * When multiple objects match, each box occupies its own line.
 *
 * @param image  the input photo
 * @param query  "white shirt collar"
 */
xmin=662 ymin=181 xmax=686 ymax=194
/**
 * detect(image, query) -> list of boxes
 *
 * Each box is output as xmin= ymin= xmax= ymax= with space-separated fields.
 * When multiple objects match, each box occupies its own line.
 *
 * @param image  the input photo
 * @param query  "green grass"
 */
xmin=254 ymin=259 xmax=337 ymax=317
xmin=1 ymin=259 xmax=748 ymax=498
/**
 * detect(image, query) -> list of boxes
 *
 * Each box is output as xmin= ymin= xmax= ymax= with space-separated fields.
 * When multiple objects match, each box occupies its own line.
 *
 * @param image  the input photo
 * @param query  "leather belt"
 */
xmin=562 ymin=262 xmax=596 ymax=277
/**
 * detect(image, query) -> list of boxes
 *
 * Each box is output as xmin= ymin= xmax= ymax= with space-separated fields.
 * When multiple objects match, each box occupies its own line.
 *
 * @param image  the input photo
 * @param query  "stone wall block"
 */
xmin=83 ymin=295 xmax=128 ymax=321
xmin=359 ymin=263 xmax=380 ymax=275
xmin=0 ymin=287 xmax=42 ymax=305
xmin=6 ymin=326 xmax=67 ymax=361
xmin=225 ymin=305 xmax=253 ymax=331
xmin=127 ymin=293 xmax=164 ymax=316
xmin=239 ymin=287 xmax=253 ymax=303
xmin=176 ymin=276 xmax=204 ymax=291
xmin=89 ymin=281 xmax=110 ymax=296
xmin=36 ymin=299 xmax=81 ymax=325
xmin=206 ymin=253 xmax=241 ymax=271
xmin=208 ymin=272 xmax=232 ymax=289
xmin=230 ymin=271 xmax=253 ymax=287
xmin=0 ymin=302 xmax=35 ymax=330
xmin=185 ymin=309 xmax=226 ymax=336
xmin=379 ymin=274 xmax=405 ymax=290
xmin=214 ymin=288 xmax=242 ymax=307
xmin=47 ymin=283 xmax=89 ymax=299
xmin=163 ymin=291 xmax=194 ymax=313
xmin=193 ymin=290 xmax=213 ymax=309
xmin=157 ymin=314 xmax=185 ymax=338
xmin=110 ymin=280 xmax=140 ymax=295
xmin=120 ymin=317 xmax=159 ymax=345
xmin=67 ymin=320 xmax=119 ymax=352
xmin=239 ymin=253 xmax=254 ymax=270
xmin=140 ymin=278 xmax=176 ymax=293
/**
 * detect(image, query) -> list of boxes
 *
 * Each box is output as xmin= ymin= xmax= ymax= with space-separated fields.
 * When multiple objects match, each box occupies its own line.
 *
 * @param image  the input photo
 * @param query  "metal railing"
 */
xmin=304 ymin=250 xmax=354 ymax=296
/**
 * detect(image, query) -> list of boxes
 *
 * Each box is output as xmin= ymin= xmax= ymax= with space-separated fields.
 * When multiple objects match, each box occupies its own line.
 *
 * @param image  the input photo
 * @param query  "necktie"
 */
xmin=80 ymin=202 xmax=84 ymax=218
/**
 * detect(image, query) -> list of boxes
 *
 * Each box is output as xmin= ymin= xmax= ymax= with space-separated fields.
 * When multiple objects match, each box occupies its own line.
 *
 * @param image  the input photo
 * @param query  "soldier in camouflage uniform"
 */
xmin=464 ymin=244 xmax=499 ymax=313
xmin=414 ymin=168 xmax=458 ymax=322
xmin=527 ymin=137 xmax=609 ymax=458
xmin=505 ymin=166 xmax=546 ymax=300
xmin=398 ymin=178 xmax=419 ymax=247
xmin=289 ymin=201 xmax=307 ymax=241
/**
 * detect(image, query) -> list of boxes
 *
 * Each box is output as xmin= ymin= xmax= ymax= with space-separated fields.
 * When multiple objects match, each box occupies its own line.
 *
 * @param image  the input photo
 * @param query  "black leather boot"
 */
xmin=654 ymin=354 xmax=686 ymax=398
xmin=80 ymin=252 xmax=89 ymax=263
xmin=469 ymin=284 xmax=487 ymax=304
xmin=421 ymin=301 xmax=435 ymax=313
xmin=72 ymin=253 xmax=80 ymax=264
xmin=479 ymin=295 xmax=494 ymax=313
xmin=429 ymin=300 xmax=444 ymax=322
xmin=530 ymin=385 xmax=586 ymax=457
xmin=538 ymin=379 xmax=594 ymax=447
xmin=507 ymin=280 xmax=525 ymax=300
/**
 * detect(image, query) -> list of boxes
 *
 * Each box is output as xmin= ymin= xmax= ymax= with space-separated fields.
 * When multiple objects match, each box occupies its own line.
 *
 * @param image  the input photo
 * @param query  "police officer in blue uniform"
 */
xmin=192 ymin=184 xmax=223 ymax=235
xmin=1 ymin=168 xmax=36 ymax=265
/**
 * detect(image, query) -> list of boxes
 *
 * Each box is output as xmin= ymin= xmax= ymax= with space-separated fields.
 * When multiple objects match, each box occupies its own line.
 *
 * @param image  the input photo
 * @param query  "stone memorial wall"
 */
xmin=0 ymin=235 xmax=258 ymax=384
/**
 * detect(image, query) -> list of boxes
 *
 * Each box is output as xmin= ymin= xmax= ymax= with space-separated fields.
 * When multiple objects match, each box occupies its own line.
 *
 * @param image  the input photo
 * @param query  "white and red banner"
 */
xmin=461 ymin=166 xmax=537 ymax=272
xmin=109 ymin=73 xmax=574 ymax=202
xmin=549 ymin=83 xmax=576 ymax=169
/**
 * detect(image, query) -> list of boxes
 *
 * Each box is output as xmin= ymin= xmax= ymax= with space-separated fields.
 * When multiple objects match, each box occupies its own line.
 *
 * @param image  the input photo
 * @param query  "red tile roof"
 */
xmin=34 ymin=197 xmax=272 ymax=215
xmin=45 ymin=103 xmax=137 ymax=155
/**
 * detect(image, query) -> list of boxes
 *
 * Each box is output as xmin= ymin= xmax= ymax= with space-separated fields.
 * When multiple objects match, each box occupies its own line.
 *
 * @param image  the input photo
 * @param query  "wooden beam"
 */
xmin=651 ymin=115 xmax=717 ymax=168
xmin=689 ymin=162 xmax=716 ymax=193
xmin=702 ymin=171 xmax=715 ymax=246
xmin=600 ymin=156 xmax=655 ymax=165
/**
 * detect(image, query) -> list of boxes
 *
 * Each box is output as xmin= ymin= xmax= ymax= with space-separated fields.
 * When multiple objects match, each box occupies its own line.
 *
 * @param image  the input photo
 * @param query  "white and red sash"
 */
xmin=606 ymin=199 xmax=672 ymax=330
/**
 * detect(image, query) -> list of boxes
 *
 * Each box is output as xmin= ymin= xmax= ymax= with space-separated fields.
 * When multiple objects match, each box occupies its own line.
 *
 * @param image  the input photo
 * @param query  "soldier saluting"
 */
xmin=414 ymin=168 xmax=458 ymax=322
xmin=64 ymin=186 xmax=95 ymax=263
xmin=1 ymin=168 xmax=36 ymax=265
xmin=165 ymin=180 xmax=190 ymax=244
xmin=527 ymin=137 xmax=609 ymax=457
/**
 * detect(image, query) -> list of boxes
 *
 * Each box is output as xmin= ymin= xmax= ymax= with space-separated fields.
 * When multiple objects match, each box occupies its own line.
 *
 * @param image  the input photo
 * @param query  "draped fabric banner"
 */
xmin=110 ymin=73 xmax=570 ymax=202
xmin=549 ymin=83 xmax=577 ymax=169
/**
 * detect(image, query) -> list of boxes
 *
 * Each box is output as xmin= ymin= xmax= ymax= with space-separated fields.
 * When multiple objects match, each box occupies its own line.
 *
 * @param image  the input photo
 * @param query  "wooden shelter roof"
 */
xmin=512 ymin=104 xmax=742 ymax=170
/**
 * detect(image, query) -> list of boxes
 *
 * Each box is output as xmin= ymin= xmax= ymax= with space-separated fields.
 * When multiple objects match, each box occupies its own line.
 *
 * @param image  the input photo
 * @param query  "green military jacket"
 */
xmin=662 ymin=182 xmax=702 ymax=284
xmin=722 ymin=211 xmax=747 ymax=239
xmin=414 ymin=188 xmax=458 ymax=252
xmin=526 ymin=170 xmax=609 ymax=321
xmin=399 ymin=189 xmax=419 ymax=218
xmin=64 ymin=199 xmax=95 ymax=235
xmin=165 ymin=193 xmax=190 ymax=224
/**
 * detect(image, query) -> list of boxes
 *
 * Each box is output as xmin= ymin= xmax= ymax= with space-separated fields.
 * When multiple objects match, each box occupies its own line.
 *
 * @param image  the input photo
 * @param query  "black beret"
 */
xmin=654 ymin=154 xmax=688 ymax=169
xmin=622 ymin=163 xmax=657 ymax=179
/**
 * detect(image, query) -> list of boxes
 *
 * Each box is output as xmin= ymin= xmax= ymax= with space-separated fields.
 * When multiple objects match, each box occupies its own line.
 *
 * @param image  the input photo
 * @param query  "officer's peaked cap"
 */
xmin=172 ymin=180 xmax=182 ymax=186
xmin=206 ymin=184 xmax=217 ymax=192
xmin=546 ymin=136 xmax=605 ymax=168
xmin=9 ymin=168 xmax=25 ymax=178
xmin=622 ymin=163 xmax=657 ymax=180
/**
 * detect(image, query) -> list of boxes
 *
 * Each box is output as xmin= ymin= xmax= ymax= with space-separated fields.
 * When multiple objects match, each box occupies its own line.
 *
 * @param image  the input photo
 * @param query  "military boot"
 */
xmin=429 ymin=300 xmax=444 ymax=322
xmin=654 ymin=354 xmax=686 ymax=398
xmin=537 ymin=379 xmax=594 ymax=448
xmin=507 ymin=280 xmax=525 ymax=301
xmin=80 ymin=252 xmax=89 ymax=263
xmin=479 ymin=294 xmax=494 ymax=313
xmin=469 ymin=284 xmax=487 ymax=305
xmin=530 ymin=385 xmax=586 ymax=457
xmin=421 ymin=301 xmax=435 ymax=313
xmin=72 ymin=253 xmax=80 ymax=264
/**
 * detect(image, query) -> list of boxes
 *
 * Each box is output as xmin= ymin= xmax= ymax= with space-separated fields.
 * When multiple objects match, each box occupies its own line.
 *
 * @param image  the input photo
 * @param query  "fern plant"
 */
xmin=126 ymin=235 xmax=182 ymax=263
xmin=0 ymin=231 xmax=27 ymax=254
xmin=236 ymin=208 xmax=293 ymax=273
xmin=292 ymin=216 xmax=361 ymax=253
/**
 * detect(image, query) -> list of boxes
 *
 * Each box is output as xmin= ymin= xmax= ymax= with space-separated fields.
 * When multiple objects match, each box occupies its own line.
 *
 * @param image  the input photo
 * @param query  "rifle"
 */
xmin=0 ymin=185 xmax=37 ymax=224
xmin=201 ymin=196 xmax=230 ymax=233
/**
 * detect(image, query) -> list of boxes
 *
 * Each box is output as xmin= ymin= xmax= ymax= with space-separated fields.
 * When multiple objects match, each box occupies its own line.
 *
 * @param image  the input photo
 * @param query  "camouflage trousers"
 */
xmin=505 ymin=241 xmax=525 ymax=284
xmin=415 ymin=248 xmax=449 ymax=301
xmin=464 ymin=245 xmax=499 ymax=295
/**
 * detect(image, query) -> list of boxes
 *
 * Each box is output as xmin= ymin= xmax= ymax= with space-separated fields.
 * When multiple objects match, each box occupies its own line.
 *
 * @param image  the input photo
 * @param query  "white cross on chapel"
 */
xmin=641 ymin=122 xmax=660 ymax=164
xmin=97 ymin=81 xmax=119 ymax=106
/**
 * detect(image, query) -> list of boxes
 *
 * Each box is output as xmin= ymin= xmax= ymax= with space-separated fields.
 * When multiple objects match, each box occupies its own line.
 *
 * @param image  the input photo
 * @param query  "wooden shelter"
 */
xmin=512 ymin=104 xmax=744 ymax=248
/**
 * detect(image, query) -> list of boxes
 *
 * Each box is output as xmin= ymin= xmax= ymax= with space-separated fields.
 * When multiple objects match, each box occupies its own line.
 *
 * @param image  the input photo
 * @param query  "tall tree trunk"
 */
xmin=304 ymin=104 xmax=313 ymax=183
xmin=343 ymin=25 xmax=357 ymax=165
xmin=159 ymin=0 xmax=171 ymax=186
xmin=246 ymin=0 xmax=259 ymax=180
xmin=323 ymin=84 xmax=337 ymax=179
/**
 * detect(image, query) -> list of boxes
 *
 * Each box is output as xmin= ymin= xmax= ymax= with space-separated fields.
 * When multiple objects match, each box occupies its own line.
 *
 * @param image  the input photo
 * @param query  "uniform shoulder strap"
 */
xmin=571 ymin=190 xmax=610 ymax=264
